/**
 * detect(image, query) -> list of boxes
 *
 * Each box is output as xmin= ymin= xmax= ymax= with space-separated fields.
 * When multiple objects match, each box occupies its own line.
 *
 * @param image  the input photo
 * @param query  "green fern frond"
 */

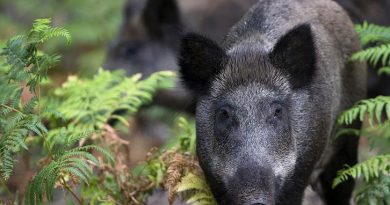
xmin=355 ymin=22 xmax=390 ymax=46
xmin=1 ymin=18 xmax=70 ymax=93
xmin=22 ymin=97 xmax=38 ymax=114
xmin=333 ymin=155 xmax=390 ymax=188
xmin=338 ymin=96 xmax=390 ymax=125
xmin=173 ymin=117 xmax=196 ymax=154
xmin=351 ymin=44 xmax=390 ymax=68
xmin=176 ymin=173 xmax=218 ymax=205
xmin=29 ymin=18 xmax=71 ymax=44
xmin=0 ymin=18 xmax=70 ymax=181
xmin=378 ymin=66 xmax=390 ymax=75
xmin=42 ymin=27 xmax=72 ymax=44
xmin=0 ymin=113 xmax=48 ymax=179
xmin=25 ymin=161 xmax=59 ymax=205
xmin=73 ymin=145 xmax=114 ymax=162
xmin=26 ymin=143 xmax=111 ymax=205
xmin=54 ymin=69 xmax=176 ymax=130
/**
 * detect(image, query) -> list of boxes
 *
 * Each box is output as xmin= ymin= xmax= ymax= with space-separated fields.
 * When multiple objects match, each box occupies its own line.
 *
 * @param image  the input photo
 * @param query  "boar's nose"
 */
xmin=245 ymin=199 xmax=271 ymax=205
xmin=226 ymin=160 xmax=275 ymax=205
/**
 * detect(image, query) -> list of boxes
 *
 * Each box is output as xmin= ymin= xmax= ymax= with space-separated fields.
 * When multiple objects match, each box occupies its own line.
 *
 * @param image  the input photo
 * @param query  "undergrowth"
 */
xmin=6 ymin=17 xmax=389 ymax=205
xmin=334 ymin=22 xmax=390 ymax=205
xmin=0 ymin=18 xmax=215 ymax=205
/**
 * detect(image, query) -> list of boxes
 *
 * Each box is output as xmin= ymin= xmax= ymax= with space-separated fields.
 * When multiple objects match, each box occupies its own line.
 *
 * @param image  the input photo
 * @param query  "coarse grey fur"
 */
xmin=180 ymin=0 xmax=366 ymax=204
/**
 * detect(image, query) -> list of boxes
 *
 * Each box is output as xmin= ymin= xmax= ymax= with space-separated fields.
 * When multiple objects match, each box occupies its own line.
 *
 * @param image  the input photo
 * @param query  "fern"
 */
xmin=378 ymin=66 xmax=390 ymax=76
xmin=25 ymin=144 xmax=113 ymax=205
xmin=355 ymin=22 xmax=390 ymax=46
xmin=0 ymin=19 xmax=121 ymax=205
xmin=1 ymin=18 xmax=70 ymax=93
xmin=335 ymin=23 xmax=390 ymax=205
xmin=29 ymin=68 xmax=174 ymax=204
xmin=0 ymin=18 xmax=69 ymax=180
xmin=351 ymin=44 xmax=390 ymax=69
xmin=173 ymin=117 xmax=196 ymax=154
xmin=176 ymin=173 xmax=217 ymax=205
xmin=21 ymin=65 xmax=178 ymax=204
xmin=333 ymin=155 xmax=390 ymax=188
xmin=1 ymin=14 xmax=181 ymax=205
xmin=29 ymin=18 xmax=71 ymax=44
xmin=338 ymin=96 xmax=390 ymax=125
xmin=352 ymin=22 xmax=390 ymax=75
xmin=53 ymin=69 xmax=175 ymax=130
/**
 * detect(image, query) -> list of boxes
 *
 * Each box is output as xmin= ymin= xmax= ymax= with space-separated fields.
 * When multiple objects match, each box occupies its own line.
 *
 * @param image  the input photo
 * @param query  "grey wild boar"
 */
xmin=179 ymin=0 xmax=366 ymax=204
xmin=105 ymin=0 xmax=389 ymax=113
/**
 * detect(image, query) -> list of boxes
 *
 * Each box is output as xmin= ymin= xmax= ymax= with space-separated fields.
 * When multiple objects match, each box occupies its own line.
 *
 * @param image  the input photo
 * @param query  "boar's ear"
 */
xmin=270 ymin=24 xmax=316 ymax=89
xmin=179 ymin=33 xmax=227 ymax=97
xmin=142 ymin=0 xmax=181 ymax=38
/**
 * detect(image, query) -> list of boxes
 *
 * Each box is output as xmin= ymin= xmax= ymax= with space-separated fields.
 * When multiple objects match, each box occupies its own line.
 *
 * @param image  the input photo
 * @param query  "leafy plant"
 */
xmin=175 ymin=173 xmax=217 ymax=205
xmin=334 ymin=22 xmax=390 ymax=205
xmin=0 ymin=18 xmax=178 ymax=205
xmin=25 ymin=144 xmax=113 ymax=205
xmin=352 ymin=22 xmax=390 ymax=76
xmin=163 ymin=117 xmax=217 ymax=205
xmin=79 ymin=116 xmax=217 ymax=205
xmin=338 ymin=96 xmax=390 ymax=125
xmin=53 ymin=68 xmax=175 ymax=130
xmin=0 ymin=18 xmax=70 ymax=180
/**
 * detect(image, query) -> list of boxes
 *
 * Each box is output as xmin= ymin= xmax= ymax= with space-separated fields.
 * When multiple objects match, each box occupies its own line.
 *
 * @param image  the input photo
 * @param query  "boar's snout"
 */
xmin=224 ymin=161 xmax=276 ymax=205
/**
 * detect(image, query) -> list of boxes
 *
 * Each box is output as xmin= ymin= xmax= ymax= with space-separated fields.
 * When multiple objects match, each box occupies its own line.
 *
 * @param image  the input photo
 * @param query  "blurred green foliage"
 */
xmin=0 ymin=0 xmax=125 ymax=75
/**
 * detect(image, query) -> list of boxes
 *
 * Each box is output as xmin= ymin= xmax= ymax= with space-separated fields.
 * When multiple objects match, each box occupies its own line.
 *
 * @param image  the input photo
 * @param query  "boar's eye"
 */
xmin=274 ymin=107 xmax=283 ymax=119
xmin=215 ymin=105 xmax=237 ymax=133
xmin=270 ymin=102 xmax=285 ymax=122
xmin=216 ymin=107 xmax=231 ymax=122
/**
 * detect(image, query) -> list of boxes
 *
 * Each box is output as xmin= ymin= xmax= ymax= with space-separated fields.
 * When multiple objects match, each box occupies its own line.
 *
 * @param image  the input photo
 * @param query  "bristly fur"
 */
xmin=179 ymin=0 xmax=367 ymax=204
xmin=179 ymin=33 xmax=227 ymax=97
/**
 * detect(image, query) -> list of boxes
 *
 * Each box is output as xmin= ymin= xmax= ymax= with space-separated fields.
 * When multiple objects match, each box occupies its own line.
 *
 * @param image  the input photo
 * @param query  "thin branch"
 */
xmin=60 ymin=176 xmax=83 ymax=205
xmin=0 ymin=104 xmax=25 ymax=116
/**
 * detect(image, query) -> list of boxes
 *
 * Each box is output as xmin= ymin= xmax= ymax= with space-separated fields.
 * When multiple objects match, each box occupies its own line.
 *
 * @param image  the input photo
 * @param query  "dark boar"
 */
xmin=104 ymin=0 xmax=193 ymax=113
xmin=105 ymin=0 xmax=181 ymax=76
xmin=179 ymin=0 xmax=366 ymax=204
xmin=104 ymin=0 xmax=257 ymax=113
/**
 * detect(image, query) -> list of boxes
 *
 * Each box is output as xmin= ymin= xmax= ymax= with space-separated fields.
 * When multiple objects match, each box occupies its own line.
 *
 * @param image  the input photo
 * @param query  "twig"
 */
xmin=0 ymin=104 xmax=25 ymax=116
xmin=60 ymin=176 xmax=83 ymax=205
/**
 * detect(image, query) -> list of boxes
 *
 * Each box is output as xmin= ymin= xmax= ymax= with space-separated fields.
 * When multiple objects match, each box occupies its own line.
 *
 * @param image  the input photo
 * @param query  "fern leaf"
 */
xmin=338 ymin=96 xmax=390 ymax=125
xmin=26 ymin=161 xmax=60 ymax=205
xmin=74 ymin=145 xmax=114 ymax=162
xmin=62 ymin=167 xmax=89 ymax=184
xmin=351 ymin=44 xmax=390 ymax=68
xmin=333 ymin=155 xmax=390 ymax=188
xmin=176 ymin=173 xmax=218 ymax=205
xmin=356 ymin=22 xmax=390 ymax=46
xmin=60 ymin=151 xmax=99 ymax=165
xmin=378 ymin=66 xmax=390 ymax=75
